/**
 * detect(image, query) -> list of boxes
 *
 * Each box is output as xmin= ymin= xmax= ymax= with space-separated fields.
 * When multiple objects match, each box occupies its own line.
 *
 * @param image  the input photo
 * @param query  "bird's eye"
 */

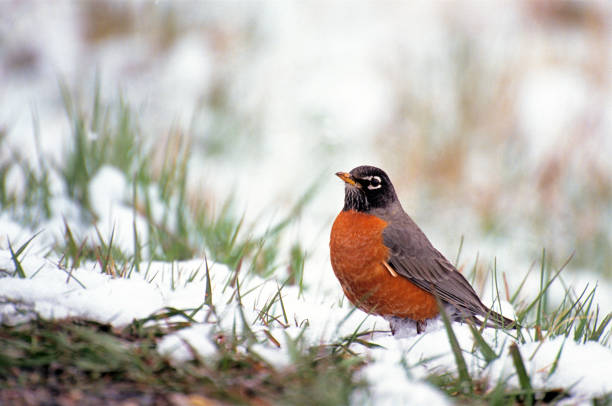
xmin=367 ymin=176 xmax=382 ymax=190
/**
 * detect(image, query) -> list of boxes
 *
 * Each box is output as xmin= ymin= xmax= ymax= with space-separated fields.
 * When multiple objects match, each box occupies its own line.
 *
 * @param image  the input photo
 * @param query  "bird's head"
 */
xmin=336 ymin=165 xmax=399 ymax=212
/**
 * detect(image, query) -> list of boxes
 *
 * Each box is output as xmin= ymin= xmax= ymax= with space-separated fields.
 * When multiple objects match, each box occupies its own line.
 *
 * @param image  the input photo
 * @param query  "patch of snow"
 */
xmin=357 ymin=356 xmax=451 ymax=406
xmin=157 ymin=323 xmax=217 ymax=363
xmin=87 ymin=165 xmax=150 ymax=255
xmin=488 ymin=337 xmax=612 ymax=400
xmin=0 ymin=259 xmax=163 ymax=326
xmin=89 ymin=165 xmax=128 ymax=218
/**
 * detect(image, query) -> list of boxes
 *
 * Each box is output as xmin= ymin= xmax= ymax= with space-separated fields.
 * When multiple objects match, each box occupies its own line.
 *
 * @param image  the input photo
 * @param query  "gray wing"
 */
xmin=381 ymin=212 xmax=514 ymax=327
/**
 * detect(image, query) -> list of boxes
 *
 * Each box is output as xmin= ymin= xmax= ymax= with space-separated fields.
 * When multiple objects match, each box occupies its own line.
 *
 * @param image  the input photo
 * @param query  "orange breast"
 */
xmin=329 ymin=210 xmax=438 ymax=321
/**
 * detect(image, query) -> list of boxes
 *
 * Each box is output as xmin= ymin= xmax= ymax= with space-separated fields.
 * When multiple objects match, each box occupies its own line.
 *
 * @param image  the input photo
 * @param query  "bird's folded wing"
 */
xmin=383 ymin=225 xmax=485 ymax=315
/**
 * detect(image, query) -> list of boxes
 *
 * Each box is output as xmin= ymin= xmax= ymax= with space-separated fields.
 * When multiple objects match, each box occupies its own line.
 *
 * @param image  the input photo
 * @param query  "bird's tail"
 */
xmin=472 ymin=307 xmax=520 ymax=330
xmin=440 ymin=296 xmax=520 ymax=330
xmin=447 ymin=303 xmax=520 ymax=330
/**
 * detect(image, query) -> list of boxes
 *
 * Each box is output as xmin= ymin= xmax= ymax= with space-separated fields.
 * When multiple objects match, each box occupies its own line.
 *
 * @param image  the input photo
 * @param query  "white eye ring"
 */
xmin=367 ymin=176 xmax=382 ymax=190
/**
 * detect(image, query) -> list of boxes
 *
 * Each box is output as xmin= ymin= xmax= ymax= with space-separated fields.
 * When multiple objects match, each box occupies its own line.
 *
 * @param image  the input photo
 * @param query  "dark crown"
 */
xmin=342 ymin=166 xmax=398 ymax=212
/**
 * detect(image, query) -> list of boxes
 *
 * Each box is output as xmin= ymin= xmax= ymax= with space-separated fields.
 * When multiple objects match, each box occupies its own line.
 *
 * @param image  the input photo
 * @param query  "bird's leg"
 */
xmin=416 ymin=320 xmax=426 ymax=334
xmin=387 ymin=316 xmax=398 ymax=335
xmin=388 ymin=316 xmax=426 ymax=335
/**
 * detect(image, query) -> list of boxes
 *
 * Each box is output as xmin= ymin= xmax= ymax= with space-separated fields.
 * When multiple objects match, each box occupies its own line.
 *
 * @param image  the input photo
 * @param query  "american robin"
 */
xmin=329 ymin=165 xmax=517 ymax=334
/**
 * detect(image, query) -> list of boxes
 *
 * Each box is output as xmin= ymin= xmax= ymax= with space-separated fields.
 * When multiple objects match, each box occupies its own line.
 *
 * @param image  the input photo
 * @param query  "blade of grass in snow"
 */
xmin=332 ymin=315 xmax=380 ymax=357
xmin=549 ymin=283 xmax=591 ymax=339
xmin=63 ymin=219 xmax=86 ymax=270
xmin=204 ymin=255 xmax=213 ymax=309
xmin=468 ymin=323 xmax=497 ymax=364
xmin=536 ymin=249 xmax=547 ymax=335
xmin=276 ymin=282 xmax=289 ymax=326
xmin=332 ymin=306 xmax=361 ymax=339
xmin=30 ymin=107 xmax=52 ymax=219
xmin=502 ymin=272 xmax=511 ymax=302
xmin=235 ymin=277 xmax=257 ymax=344
xmin=510 ymin=259 xmax=536 ymax=304
xmin=548 ymin=335 xmax=567 ymax=378
xmin=518 ymin=251 xmax=574 ymax=326
xmin=468 ymin=251 xmax=480 ymax=286
xmin=453 ymin=234 xmax=465 ymax=267
xmin=591 ymin=312 xmax=612 ymax=343
xmin=264 ymin=329 xmax=281 ymax=348
xmin=492 ymin=257 xmax=505 ymax=324
xmin=255 ymin=281 xmax=289 ymax=328
xmin=509 ymin=342 xmax=533 ymax=406
xmin=287 ymin=242 xmax=306 ymax=297
xmin=437 ymin=298 xmax=472 ymax=395
xmin=94 ymin=224 xmax=117 ymax=276
xmin=8 ymin=232 xmax=42 ymax=278
xmin=131 ymin=180 xmax=141 ymax=276
xmin=8 ymin=241 xmax=26 ymax=278
xmin=572 ymin=284 xmax=596 ymax=341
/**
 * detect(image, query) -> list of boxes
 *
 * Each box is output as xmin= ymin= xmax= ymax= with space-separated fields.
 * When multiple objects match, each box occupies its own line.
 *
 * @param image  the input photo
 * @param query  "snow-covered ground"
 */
xmin=1 ymin=1 xmax=612 ymax=403
xmin=1 ymin=163 xmax=611 ymax=403
xmin=1 ymin=240 xmax=611 ymax=404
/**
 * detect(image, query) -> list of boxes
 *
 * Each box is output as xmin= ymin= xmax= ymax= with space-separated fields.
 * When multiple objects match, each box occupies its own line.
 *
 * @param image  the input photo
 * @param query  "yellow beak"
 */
xmin=335 ymin=172 xmax=359 ymax=187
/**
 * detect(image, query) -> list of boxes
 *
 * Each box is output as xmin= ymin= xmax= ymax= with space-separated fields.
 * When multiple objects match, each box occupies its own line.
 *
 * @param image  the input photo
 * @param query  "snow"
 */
xmin=1 ymin=245 xmax=611 ymax=402
xmin=158 ymin=324 xmax=217 ymax=363
xmin=488 ymin=337 xmax=612 ymax=400
xmin=356 ymin=360 xmax=451 ymax=406
xmin=0 ymin=255 xmax=163 ymax=326
xmin=88 ymin=165 xmax=151 ymax=255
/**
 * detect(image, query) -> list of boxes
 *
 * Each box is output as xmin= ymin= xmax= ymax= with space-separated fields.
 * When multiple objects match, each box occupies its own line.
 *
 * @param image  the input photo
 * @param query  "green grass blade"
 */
xmin=204 ymin=255 xmax=213 ymax=308
xmin=510 ymin=259 xmax=536 ymax=304
xmin=131 ymin=180 xmax=141 ymax=275
xmin=13 ymin=231 xmax=42 ymax=258
xmin=7 ymin=232 xmax=42 ymax=278
xmin=509 ymin=342 xmax=533 ymax=405
xmin=548 ymin=337 xmax=567 ymax=377
xmin=8 ymin=240 xmax=26 ymax=279
xmin=453 ymin=235 xmax=464 ymax=267
xmin=518 ymin=252 xmax=574 ymax=325
xmin=276 ymin=282 xmax=289 ymax=326
xmin=536 ymin=249 xmax=546 ymax=333
xmin=591 ymin=312 xmax=612 ymax=342
xmin=468 ymin=324 xmax=497 ymax=364
xmin=437 ymin=298 xmax=472 ymax=394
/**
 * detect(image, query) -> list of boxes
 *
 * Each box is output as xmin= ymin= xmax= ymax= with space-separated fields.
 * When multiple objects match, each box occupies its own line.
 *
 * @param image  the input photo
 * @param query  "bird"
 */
xmin=329 ymin=165 xmax=518 ymax=334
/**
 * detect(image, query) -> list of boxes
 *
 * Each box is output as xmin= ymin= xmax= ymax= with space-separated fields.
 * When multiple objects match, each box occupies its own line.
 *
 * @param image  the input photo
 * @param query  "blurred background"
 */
xmin=1 ymin=1 xmax=611 ymax=281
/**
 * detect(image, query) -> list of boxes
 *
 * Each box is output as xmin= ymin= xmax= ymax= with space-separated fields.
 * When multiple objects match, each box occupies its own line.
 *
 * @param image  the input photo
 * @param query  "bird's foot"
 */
xmin=386 ymin=316 xmax=427 ymax=337
xmin=416 ymin=320 xmax=426 ymax=334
